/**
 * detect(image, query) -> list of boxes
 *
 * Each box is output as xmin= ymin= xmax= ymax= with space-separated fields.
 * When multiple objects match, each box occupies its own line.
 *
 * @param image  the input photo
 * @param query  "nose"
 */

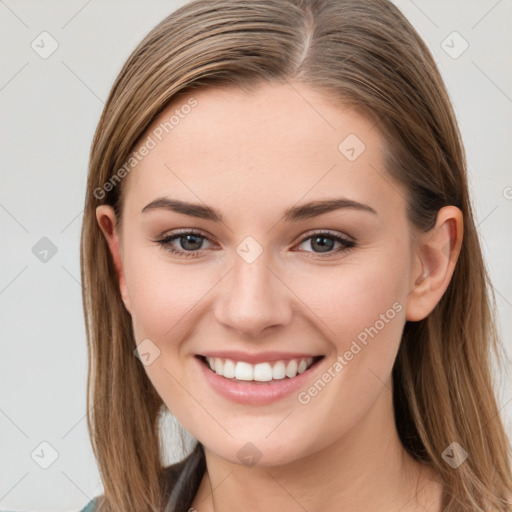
xmin=214 ymin=252 xmax=293 ymax=338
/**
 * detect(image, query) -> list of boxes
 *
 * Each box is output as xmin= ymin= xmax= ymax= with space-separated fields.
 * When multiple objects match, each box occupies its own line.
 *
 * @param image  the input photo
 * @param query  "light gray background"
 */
xmin=1 ymin=1 xmax=511 ymax=511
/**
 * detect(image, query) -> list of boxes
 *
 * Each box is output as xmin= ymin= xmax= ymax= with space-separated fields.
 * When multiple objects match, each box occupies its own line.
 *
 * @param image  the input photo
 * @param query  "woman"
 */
xmin=79 ymin=0 xmax=512 ymax=510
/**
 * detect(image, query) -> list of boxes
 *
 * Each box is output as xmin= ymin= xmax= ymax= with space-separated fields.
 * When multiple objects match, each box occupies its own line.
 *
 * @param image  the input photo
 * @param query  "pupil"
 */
xmin=182 ymin=234 xmax=202 ymax=250
xmin=179 ymin=235 xmax=335 ymax=253
xmin=313 ymin=236 xmax=333 ymax=253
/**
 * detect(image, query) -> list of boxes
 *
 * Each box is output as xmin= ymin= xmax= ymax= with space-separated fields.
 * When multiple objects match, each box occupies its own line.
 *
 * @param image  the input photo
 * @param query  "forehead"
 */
xmin=122 ymin=82 xmax=405 ymax=223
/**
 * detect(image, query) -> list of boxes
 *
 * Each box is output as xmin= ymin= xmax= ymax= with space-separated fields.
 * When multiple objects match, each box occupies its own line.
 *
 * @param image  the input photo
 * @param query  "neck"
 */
xmin=191 ymin=383 xmax=442 ymax=512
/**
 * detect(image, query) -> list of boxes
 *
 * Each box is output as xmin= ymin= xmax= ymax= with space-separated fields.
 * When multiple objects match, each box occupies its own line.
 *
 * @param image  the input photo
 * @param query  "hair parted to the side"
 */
xmin=80 ymin=0 xmax=512 ymax=511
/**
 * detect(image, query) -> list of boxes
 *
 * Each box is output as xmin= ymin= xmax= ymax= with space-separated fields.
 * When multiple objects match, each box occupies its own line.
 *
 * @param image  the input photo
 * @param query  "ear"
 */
xmin=406 ymin=206 xmax=463 ymax=321
xmin=96 ymin=205 xmax=131 ymax=313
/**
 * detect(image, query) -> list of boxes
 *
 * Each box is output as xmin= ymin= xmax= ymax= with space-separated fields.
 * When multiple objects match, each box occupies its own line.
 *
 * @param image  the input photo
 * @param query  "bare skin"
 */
xmin=97 ymin=82 xmax=462 ymax=511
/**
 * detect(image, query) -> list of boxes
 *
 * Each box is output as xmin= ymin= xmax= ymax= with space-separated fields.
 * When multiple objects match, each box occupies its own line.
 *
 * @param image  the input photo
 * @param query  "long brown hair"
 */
xmin=80 ymin=0 xmax=512 ymax=510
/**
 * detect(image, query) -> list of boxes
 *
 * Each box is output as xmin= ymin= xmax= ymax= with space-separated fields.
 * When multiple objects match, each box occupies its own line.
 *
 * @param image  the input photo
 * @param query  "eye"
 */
xmin=295 ymin=231 xmax=355 ymax=258
xmin=155 ymin=229 xmax=214 ymax=259
xmin=154 ymin=229 xmax=356 ymax=259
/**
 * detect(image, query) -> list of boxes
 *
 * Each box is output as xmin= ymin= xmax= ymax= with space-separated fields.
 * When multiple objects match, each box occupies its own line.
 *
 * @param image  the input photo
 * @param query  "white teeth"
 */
xmin=223 ymin=359 xmax=236 ymax=379
xmin=253 ymin=362 xmax=273 ymax=381
xmin=214 ymin=357 xmax=223 ymax=376
xmin=235 ymin=361 xmax=253 ymax=381
xmin=272 ymin=361 xmax=286 ymax=380
xmin=204 ymin=356 xmax=315 ymax=381
xmin=285 ymin=359 xmax=298 ymax=378
xmin=297 ymin=359 xmax=308 ymax=374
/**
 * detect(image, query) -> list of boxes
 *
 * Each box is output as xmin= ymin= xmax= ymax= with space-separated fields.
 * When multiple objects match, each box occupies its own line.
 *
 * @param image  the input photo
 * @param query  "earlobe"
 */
xmin=406 ymin=206 xmax=463 ymax=322
xmin=95 ymin=205 xmax=131 ymax=312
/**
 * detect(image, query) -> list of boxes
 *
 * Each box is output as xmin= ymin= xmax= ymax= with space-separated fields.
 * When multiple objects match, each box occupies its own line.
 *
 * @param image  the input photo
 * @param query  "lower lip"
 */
xmin=194 ymin=356 xmax=324 ymax=405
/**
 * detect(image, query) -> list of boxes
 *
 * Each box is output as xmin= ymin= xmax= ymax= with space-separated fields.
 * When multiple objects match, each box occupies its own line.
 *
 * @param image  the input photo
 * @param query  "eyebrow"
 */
xmin=141 ymin=197 xmax=377 ymax=222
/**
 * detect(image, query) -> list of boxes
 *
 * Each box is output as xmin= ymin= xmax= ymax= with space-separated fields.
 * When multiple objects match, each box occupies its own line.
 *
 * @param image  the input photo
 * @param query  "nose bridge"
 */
xmin=214 ymin=246 xmax=292 ymax=337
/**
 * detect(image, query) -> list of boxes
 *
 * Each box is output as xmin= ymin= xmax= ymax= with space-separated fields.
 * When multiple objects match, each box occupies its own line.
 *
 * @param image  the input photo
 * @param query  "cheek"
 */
xmin=124 ymin=247 xmax=209 ymax=341
xmin=288 ymin=244 xmax=409 ymax=350
xmin=286 ymin=245 xmax=409 ymax=418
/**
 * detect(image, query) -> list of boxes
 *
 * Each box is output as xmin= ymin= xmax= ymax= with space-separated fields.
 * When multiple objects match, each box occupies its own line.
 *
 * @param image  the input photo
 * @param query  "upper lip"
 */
xmin=197 ymin=351 xmax=324 ymax=364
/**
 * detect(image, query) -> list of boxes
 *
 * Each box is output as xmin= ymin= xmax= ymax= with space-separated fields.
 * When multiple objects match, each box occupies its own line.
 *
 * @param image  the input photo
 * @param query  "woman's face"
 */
xmin=98 ymin=82 xmax=429 ymax=466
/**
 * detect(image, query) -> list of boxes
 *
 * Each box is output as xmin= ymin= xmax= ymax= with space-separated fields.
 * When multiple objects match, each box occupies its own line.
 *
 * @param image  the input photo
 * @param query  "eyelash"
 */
xmin=154 ymin=229 xmax=356 ymax=259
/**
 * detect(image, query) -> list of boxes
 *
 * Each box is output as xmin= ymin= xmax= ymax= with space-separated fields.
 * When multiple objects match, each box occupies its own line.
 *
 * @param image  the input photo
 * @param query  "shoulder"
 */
xmin=75 ymin=445 xmax=205 ymax=512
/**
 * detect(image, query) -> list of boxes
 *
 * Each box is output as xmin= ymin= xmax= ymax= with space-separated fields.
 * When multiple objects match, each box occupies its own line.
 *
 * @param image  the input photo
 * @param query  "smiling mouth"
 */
xmin=196 ymin=355 xmax=324 ymax=382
